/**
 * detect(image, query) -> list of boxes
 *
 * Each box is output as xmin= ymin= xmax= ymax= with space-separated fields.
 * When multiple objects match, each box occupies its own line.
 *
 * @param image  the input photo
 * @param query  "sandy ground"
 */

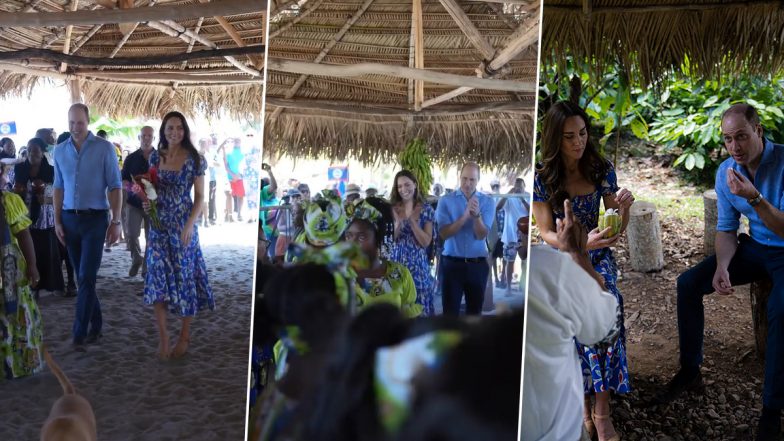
xmin=0 ymin=219 xmax=257 ymax=441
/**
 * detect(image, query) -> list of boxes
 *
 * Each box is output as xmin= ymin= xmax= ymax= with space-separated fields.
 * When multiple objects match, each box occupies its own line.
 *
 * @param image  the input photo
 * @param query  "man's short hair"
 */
xmin=35 ymin=128 xmax=52 ymax=138
xmin=722 ymin=103 xmax=760 ymax=127
xmin=461 ymin=161 xmax=481 ymax=175
xmin=69 ymin=103 xmax=89 ymax=120
xmin=96 ymin=129 xmax=108 ymax=139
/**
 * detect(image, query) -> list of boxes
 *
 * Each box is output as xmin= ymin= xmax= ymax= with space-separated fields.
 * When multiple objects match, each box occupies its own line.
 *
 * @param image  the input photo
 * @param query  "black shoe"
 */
xmin=65 ymin=285 xmax=77 ymax=297
xmin=72 ymin=341 xmax=87 ymax=352
xmin=85 ymin=333 xmax=102 ymax=344
xmin=756 ymin=407 xmax=782 ymax=441
xmin=129 ymin=258 xmax=143 ymax=277
xmin=649 ymin=368 xmax=703 ymax=405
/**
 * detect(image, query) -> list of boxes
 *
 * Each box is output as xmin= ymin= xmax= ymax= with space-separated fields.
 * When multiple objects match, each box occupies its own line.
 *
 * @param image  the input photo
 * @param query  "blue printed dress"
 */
xmin=533 ymin=162 xmax=631 ymax=395
xmin=389 ymin=203 xmax=436 ymax=316
xmin=143 ymin=150 xmax=215 ymax=315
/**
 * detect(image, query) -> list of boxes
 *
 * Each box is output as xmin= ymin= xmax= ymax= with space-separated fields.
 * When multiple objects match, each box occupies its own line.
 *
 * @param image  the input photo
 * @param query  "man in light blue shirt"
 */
xmin=656 ymin=104 xmax=784 ymax=440
xmin=54 ymin=103 xmax=123 ymax=351
xmin=435 ymin=162 xmax=495 ymax=315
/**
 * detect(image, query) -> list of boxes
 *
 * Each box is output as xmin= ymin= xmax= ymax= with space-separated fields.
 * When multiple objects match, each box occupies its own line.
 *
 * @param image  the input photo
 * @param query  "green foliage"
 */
xmin=649 ymin=69 xmax=784 ymax=184
xmin=89 ymin=116 xmax=146 ymax=144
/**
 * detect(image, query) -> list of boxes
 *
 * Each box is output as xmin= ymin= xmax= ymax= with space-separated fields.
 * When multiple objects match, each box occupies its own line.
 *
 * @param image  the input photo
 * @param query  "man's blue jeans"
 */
xmin=62 ymin=211 xmax=108 ymax=344
xmin=677 ymin=234 xmax=784 ymax=408
xmin=440 ymin=256 xmax=489 ymax=315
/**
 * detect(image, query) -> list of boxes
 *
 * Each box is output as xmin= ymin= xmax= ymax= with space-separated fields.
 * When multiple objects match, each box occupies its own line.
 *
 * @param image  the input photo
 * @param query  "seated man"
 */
xmin=655 ymin=103 xmax=784 ymax=441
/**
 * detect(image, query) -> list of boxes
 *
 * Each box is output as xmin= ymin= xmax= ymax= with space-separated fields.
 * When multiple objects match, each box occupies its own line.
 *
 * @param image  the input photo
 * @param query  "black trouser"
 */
xmin=440 ymin=256 xmax=490 ymax=315
xmin=208 ymin=180 xmax=217 ymax=222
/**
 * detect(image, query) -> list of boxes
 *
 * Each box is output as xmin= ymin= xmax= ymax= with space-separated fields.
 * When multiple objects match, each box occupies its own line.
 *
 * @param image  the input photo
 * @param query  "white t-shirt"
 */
xmin=521 ymin=245 xmax=618 ymax=441
xmin=501 ymin=194 xmax=529 ymax=245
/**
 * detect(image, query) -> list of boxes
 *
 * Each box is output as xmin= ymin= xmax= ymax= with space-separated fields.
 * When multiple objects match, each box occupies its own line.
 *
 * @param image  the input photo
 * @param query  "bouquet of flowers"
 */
xmin=126 ymin=168 xmax=162 ymax=229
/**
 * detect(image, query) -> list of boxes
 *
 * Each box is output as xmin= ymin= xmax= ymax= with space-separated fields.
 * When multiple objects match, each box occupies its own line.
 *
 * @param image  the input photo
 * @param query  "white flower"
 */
xmin=141 ymin=179 xmax=157 ymax=201
xmin=605 ymin=208 xmax=617 ymax=216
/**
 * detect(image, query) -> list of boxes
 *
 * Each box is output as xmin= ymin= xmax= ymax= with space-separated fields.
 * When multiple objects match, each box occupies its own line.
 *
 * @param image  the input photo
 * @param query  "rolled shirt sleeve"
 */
xmin=105 ymin=144 xmax=122 ymax=191
xmin=715 ymin=163 xmax=741 ymax=232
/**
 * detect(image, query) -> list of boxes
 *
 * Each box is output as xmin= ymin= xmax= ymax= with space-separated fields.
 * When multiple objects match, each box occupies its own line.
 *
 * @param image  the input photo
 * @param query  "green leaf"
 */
xmin=662 ymin=108 xmax=685 ymax=116
xmin=604 ymin=116 xmax=616 ymax=135
xmin=694 ymin=154 xmax=705 ymax=169
xmin=685 ymin=154 xmax=696 ymax=170
xmin=674 ymin=153 xmax=688 ymax=167
xmin=630 ymin=118 xmax=648 ymax=140
xmin=703 ymin=96 xmax=719 ymax=107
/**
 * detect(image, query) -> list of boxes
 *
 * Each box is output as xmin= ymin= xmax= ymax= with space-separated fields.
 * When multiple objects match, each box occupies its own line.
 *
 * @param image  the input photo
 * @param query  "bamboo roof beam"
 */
xmin=438 ymin=0 xmax=495 ymax=60
xmin=272 ymin=0 xmax=375 ymax=122
xmin=172 ymin=16 xmax=205 ymax=100
xmin=266 ymin=97 xmax=533 ymax=116
xmin=146 ymin=20 xmax=261 ymax=77
xmin=413 ymin=0 xmax=424 ymax=110
xmin=421 ymin=14 xmax=539 ymax=108
xmin=0 ymin=0 xmax=263 ymax=27
xmin=60 ymin=0 xmax=79 ymax=73
xmin=69 ymin=25 xmax=102 ymax=54
xmin=196 ymin=0 xmax=255 ymax=65
xmin=267 ymin=59 xmax=536 ymax=92
xmin=0 ymin=46 xmax=263 ymax=66
xmin=76 ymin=70 xmax=262 ymax=83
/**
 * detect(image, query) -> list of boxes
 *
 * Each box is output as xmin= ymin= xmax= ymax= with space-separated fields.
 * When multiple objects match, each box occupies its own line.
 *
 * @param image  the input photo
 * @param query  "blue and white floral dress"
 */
xmin=143 ymin=150 xmax=215 ymax=316
xmin=533 ymin=162 xmax=631 ymax=395
xmin=389 ymin=203 xmax=436 ymax=316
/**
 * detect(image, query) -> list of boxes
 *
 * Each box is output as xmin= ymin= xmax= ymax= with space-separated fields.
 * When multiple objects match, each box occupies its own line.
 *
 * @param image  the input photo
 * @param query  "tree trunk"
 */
xmin=703 ymin=189 xmax=718 ymax=256
xmin=750 ymin=278 xmax=771 ymax=361
xmin=627 ymin=201 xmax=664 ymax=272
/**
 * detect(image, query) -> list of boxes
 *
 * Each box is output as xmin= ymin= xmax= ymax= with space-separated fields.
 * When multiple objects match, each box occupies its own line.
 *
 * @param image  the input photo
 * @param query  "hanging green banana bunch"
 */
xmin=399 ymin=138 xmax=433 ymax=197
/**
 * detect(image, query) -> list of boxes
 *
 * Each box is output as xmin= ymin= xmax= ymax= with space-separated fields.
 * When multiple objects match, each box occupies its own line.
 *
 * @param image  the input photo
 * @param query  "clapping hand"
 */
xmin=467 ymin=197 xmax=480 ymax=218
xmin=726 ymin=168 xmax=757 ymax=199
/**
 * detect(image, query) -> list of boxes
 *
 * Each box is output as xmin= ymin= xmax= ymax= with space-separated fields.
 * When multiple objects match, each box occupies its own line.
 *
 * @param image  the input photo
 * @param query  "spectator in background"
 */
xmin=490 ymin=180 xmax=505 ymax=289
xmin=496 ymin=178 xmax=529 ymax=296
xmin=122 ymin=126 xmax=155 ymax=279
xmin=274 ymin=188 xmax=300 ymax=262
xmin=297 ymin=183 xmax=311 ymax=202
xmin=224 ymin=138 xmax=245 ymax=222
xmin=344 ymin=183 xmax=362 ymax=204
xmin=53 ymin=131 xmax=75 ymax=294
xmin=260 ymin=163 xmax=278 ymax=260
xmin=35 ymin=128 xmax=57 ymax=164
xmin=365 ymin=186 xmax=378 ymax=199
xmin=243 ymin=136 xmax=260 ymax=224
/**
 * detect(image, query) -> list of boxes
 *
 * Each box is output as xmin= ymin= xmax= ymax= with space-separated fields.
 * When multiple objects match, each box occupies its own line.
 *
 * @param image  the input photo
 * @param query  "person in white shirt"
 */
xmin=521 ymin=199 xmax=621 ymax=441
xmin=496 ymin=178 xmax=530 ymax=296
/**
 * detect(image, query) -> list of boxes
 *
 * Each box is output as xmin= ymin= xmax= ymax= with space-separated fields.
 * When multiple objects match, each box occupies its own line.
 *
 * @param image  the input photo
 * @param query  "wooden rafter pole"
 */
xmin=413 ymin=0 xmax=424 ymax=111
xmin=0 ymin=46 xmax=263 ymax=66
xmin=421 ymin=14 xmax=539 ymax=108
xmin=272 ymin=0 xmax=300 ymax=17
xmin=272 ymin=0 xmax=375 ymax=122
xmin=0 ymin=0 xmax=264 ymax=27
xmin=69 ymin=25 xmax=102 ymax=54
xmin=60 ymin=0 xmax=79 ymax=73
xmin=267 ymin=59 xmax=536 ymax=92
xmin=171 ymin=17 xmax=205 ymax=100
xmin=146 ymin=20 xmax=261 ymax=77
xmin=195 ymin=0 xmax=254 ymax=64
xmin=266 ymin=97 xmax=533 ymax=116
xmin=438 ymin=0 xmax=495 ymax=60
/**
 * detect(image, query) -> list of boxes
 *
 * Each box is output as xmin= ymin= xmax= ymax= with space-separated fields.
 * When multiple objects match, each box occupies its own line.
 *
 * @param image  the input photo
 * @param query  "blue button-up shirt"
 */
xmin=716 ymin=138 xmax=784 ymax=247
xmin=435 ymin=190 xmax=495 ymax=258
xmin=53 ymin=132 xmax=122 ymax=210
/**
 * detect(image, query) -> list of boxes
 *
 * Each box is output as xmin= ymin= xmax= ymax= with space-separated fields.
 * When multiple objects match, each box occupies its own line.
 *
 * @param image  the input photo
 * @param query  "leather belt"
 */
xmin=442 ymin=255 xmax=485 ymax=263
xmin=63 ymin=209 xmax=108 ymax=215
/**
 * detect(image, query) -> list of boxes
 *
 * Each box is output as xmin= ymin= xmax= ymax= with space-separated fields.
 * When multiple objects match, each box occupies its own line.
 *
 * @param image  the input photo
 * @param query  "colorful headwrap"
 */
xmin=350 ymin=199 xmax=382 ymax=225
xmin=302 ymin=189 xmax=347 ymax=247
xmin=286 ymin=241 xmax=369 ymax=307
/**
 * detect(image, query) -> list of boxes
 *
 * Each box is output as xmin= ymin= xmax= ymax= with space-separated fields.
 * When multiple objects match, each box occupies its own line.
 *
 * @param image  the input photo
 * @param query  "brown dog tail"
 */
xmin=42 ymin=346 xmax=75 ymax=395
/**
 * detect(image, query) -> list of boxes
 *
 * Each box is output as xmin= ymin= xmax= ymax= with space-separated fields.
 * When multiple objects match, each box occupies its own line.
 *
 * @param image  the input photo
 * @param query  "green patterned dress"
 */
xmin=0 ymin=191 xmax=43 ymax=380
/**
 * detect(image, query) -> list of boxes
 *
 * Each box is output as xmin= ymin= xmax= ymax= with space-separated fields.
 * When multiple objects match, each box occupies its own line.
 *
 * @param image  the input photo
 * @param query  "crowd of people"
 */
xmin=250 ymin=161 xmax=530 ymax=440
xmin=523 ymin=101 xmax=784 ymax=441
xmin=0 ymin=103 xmax=261 ymax=390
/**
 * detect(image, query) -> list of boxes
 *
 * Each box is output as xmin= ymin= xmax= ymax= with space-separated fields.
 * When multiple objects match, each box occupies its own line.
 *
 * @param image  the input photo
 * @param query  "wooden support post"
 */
xmin=60 ymin=0 xmax=79 ymax=73
xmin=118 ymin=0 xmax=136 ymax=36
xmin=413 ymin=0 xmax=424 ymax=111
xmin=750 ymin=278 xmax=771 ymax=361
xmin=627 ymin=201 xmax=664 ymax=272
xmin=703 ymin=189 xmax=718 ymax=256
xmin=70 ymin=78 xmax=82 ymax=103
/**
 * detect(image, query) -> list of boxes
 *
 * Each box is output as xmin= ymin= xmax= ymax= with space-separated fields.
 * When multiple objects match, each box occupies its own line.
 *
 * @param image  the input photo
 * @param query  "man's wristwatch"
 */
xmin=748 ymin=192 xmax=763 ymax=207
xmin=111 ymin=220 xmax=122 ymax=225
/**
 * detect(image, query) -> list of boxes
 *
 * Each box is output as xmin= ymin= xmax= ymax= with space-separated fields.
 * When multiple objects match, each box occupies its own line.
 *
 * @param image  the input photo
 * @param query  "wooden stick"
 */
xmin=413 ymin=0 xmax=424 ymax=111
xmin=75 ymin=71 xmax=262 ymax=83
xmin=438 ymin=0 xmax=495 ymax=60
xmin=267 ymin=59 xmax=535 ymax=92
xmin=0 ymin=0 xmax=265 ymax=27
xmin=266 ymin=96 xmax=533 ymax=116
xmin=0 ymin=46 xmax=264 ymax=66
xmin=271 ymin=0 xmax=376 ymax=121
xmin=60 ymin=0 xmax=79 ymax=73
xmin=69 ymin=25 xmax=102 ymax=55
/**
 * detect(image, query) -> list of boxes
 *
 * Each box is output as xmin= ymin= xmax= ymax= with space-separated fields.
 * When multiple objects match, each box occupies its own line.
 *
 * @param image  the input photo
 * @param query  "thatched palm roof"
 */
xmin=264 ymin=0 xmax=539 ymax=170
xmin=0 ymin=0 xmax=265 ymax=120
xmin=543 ymin=0 xmax=784 ymax=85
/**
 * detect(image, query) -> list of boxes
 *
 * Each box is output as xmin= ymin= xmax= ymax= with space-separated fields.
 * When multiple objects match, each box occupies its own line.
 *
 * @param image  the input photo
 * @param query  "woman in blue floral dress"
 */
xmin=143 ymin=111 xmax=214 ymax=360
xmin=389 ymin=170 xmax=435 ymax=316
xmin=532 ymin=101 xmax=635 ymax=441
